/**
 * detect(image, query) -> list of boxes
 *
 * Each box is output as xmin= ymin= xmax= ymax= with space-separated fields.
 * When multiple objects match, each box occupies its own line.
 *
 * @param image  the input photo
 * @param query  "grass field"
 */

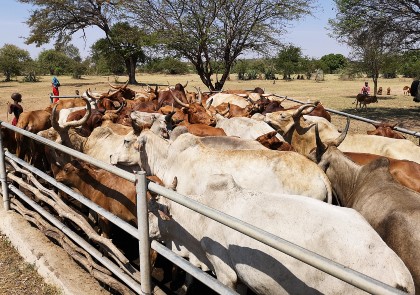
xmin=0 ymin=73 xmax=418 ymax=141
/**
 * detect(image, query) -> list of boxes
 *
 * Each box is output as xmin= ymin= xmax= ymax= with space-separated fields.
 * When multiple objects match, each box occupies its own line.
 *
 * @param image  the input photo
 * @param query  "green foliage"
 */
xmin=37 ymin=50 xmax=72 ymax=75
xmin=398 ymin=51 xmax=420 ymax=78
xmin=141 ymin=57 xmax=190 ymax=75
xmin=275 ymin=46 xmax=303 ymax=79
xmin=320 ymin=54 xmax=348 ymax=74
xmin=232 ymin=59 xmax=277 ymax=81
xmin=0 ymin=44 xmax=32 ymax=81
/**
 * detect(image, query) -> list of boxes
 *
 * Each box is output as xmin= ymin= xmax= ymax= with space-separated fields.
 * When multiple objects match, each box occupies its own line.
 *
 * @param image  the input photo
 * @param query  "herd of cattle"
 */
xmin=1 ymin=80 xmax=420 ymax=294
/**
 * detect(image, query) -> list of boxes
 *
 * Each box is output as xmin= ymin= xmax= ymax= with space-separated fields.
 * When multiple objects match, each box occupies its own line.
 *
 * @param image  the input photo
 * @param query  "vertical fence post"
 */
xmin=0 ymin=125 xmax=9 ymax=210
xmin=136 ymin=171 xmax=152 ymax=294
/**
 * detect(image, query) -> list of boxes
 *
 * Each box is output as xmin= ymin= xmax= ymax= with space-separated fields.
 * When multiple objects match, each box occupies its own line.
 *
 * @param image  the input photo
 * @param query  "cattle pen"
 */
xmin=0 ymin=108 xmax=415 ymax=295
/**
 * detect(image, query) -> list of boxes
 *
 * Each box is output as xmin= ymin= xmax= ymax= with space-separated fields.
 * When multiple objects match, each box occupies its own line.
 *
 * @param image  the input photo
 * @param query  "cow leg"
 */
xmin=201 ymin=240 xmax=239 ymax=291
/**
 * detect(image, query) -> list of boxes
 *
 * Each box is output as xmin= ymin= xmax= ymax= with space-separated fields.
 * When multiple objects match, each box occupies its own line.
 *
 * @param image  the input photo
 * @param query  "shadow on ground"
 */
xmin=340 ymin=106 xmax=419 ymax=130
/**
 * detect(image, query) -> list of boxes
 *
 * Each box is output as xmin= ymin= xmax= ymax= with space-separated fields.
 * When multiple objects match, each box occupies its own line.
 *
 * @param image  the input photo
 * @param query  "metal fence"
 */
xmin=271 ymin=94 xmax=420 ymax=139
xmin=0 ymin=118 xmax=409 ymax=295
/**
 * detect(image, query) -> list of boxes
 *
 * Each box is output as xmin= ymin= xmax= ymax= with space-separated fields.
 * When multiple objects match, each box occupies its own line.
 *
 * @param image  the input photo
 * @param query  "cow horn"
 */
xmin=170 ymin=89 xmax=189 ymax=108
xmin=107 ymin=101 xmax=125 ymax=114
xmin=329 ymin=116 xmax=350 ymax=147
xmin=205 ymin=97 xmax=213 ymax=110
xmin=108 ymin=82 xmax=120 ymax=89
xmin=183 ymin=81 xmax=188 ymax=88
xmin=86 ymin=88 xmax=97 ymax=100
xmin=105 ymin=87 xmax=121 ymax=99
xmin=62 ymin=98 xmax=92 ymax=128
xmin=292 ymin=103 xmax=315 ymax=118
xmin=193 ymin=86 xmax=203 ymax=105
xmin=311 ymin=123 xmax=327 ymax=163
xmin=121 ymin=80 xmax=129 ymax=89
xmin=371 ymin=122 xmax=380 ymax=128
xmin=51 ymin=104 xmax=65 ymax=133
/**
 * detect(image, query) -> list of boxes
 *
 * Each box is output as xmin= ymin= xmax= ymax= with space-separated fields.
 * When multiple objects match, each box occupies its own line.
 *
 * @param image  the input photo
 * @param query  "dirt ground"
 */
xmin=0 ymin=234 xmax=60 ymax=295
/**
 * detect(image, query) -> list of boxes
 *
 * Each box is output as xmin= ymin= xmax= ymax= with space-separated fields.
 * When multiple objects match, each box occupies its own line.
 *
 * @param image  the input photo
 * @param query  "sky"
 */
xmin=0 ymin=1 xmax=351 ymax=60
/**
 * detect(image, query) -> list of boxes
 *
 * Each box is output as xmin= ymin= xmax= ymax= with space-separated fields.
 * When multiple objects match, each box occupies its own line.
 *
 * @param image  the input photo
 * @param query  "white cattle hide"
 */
xmin=58 ymin=106 xmax=86 ymax=127
xmin=265 ymin=112 xmax=420 ymax=163
xmin=216 ymin=114 xmax=284 ymax=141
xmin=149 ymin=175 xmax=414 ymax=294
xmin=132 ymin=130 xmax=333 ymax=202
xmin=206 ymin=93 xmax=251 ymax=108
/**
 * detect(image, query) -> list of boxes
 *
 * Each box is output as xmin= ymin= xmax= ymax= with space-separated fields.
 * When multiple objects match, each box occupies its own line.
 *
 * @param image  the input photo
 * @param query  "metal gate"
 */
xmin=0 ymin=117 xmax=409 ymax=295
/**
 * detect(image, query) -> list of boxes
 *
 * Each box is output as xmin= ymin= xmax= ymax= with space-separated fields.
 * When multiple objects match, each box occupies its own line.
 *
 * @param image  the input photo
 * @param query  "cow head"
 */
xmin=367 ymin=122 xmax=406 ymax=139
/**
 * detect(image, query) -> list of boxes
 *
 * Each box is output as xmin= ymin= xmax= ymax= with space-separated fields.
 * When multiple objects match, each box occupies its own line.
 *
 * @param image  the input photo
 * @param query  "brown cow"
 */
xmin=55 ymin=159 xmax=137 ymax=238
xmin=255 ymin=131 xmax=295 ymax=151
xmin=367 ymin=122 xmax=406 ymax=139
xmin=377 ymin=87 xmax=383 ymax=95
xmin=403 ymin=86 xmax=411 ymax=95
xmin=344 ymin=152 xmax=420 ymax=193
xmin=353 ymin=94 xmax=378 ymax=110
xmin=387 ymin=87 xmax=391 ymax=95
xmin=14 ymin=108 xmax=52 ymax=168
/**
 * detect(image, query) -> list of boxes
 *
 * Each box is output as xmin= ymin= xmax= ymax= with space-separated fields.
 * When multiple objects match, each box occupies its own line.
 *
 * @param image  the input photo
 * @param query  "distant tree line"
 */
xmin=1 ymin=41 xmax=419 ymax=84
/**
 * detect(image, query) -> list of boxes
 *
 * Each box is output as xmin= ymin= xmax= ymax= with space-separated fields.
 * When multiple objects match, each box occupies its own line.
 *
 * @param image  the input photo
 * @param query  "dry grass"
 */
xmin=0 ymin=73 xmax=418 ymax=142
xmin=0 ymin=234 xmax=61 ymax=295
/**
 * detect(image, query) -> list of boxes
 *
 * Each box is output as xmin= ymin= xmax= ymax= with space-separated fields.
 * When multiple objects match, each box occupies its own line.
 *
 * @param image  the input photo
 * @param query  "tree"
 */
xmin=333 ymin=0 xmax=420 ymax=50
xmin=329 ymin=0 xmax=399 ymax=95
xmin=17 ymin=0 xmax=145 ymax=84
xmin=90 ymin=22 xmax=149 ymax=81
xmin=399 ymin=51 xmax=420 ymax=78
xmin=122 ymin=0 xmax=313 ymax=90
xmin=275 ymin=45 xmax=303 ymax=80
xmin=320 ymin=54 xmax=348 ymax=74
xmin=0 ymin=44 xmax=32 ymax=81
xmin=37 ymin=49 xmax=74 ymax=75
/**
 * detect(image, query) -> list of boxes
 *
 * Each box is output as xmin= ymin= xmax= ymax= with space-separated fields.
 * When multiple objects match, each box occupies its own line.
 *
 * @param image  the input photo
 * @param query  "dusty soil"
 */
xmin=0 ymin=234 xmax=61 ymax=295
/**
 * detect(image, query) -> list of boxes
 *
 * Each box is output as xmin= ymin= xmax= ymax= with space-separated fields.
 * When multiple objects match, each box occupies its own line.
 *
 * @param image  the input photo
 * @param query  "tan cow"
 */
xmin=311 ymin=122 xmax=420 ymax=293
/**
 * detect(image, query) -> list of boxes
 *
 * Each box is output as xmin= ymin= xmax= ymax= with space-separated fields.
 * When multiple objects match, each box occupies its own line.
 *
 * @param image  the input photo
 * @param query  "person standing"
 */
xmin=8 ymin=93 xmax=23 ymax=126
xmin=52 ymin=76 xmax=60 ymax=103
xmin=360 ymin=81 xmax=370 ymax=95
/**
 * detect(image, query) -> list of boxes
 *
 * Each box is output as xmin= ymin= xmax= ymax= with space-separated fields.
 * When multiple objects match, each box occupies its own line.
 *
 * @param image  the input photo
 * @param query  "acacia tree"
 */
xmin=329 ymin=0 xmax=401 ymax=95
xmin=17 ymin=0 xmax=148 ymax=84
xmin=320 ymin=54 xmax=347 ymax=74
xmin=0 ymin=44 xmax=32 ymax=81
xmin=122 ymin=0 xmax=312 ymax=91
xmin=275 ymin=45 xmax=303 ymax=80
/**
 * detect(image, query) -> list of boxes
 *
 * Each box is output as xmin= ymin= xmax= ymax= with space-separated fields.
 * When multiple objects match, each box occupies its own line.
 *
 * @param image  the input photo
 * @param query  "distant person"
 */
xmin=8 ymin=92 xmax=23 ymax=126
xmin=52 ymin=76 xmax=60 ymax=103
xmin=361 ymin=81 xmax=370 ymax=95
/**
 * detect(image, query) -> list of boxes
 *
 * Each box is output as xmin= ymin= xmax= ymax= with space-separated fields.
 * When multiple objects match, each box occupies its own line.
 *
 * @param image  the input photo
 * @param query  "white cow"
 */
xmin=206 ymin=93 xmax=252 ymax=108
xmin=58 ymin=106 xmax=86 ymax=127
xmin=215 ymin=114 xmax=284 ymax=141
xmin=265 ymin=108 xmax=420 ymax=163
xmin=148 ymin=174 xmax=415 ymax=294
xmin=112 ymin=130 xmax=333 ymax=202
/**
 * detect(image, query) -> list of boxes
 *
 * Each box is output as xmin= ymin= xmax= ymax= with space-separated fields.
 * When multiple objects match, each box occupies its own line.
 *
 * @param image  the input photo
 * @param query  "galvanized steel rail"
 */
xmin=0 ymin=120 xmax=409 ymax=295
